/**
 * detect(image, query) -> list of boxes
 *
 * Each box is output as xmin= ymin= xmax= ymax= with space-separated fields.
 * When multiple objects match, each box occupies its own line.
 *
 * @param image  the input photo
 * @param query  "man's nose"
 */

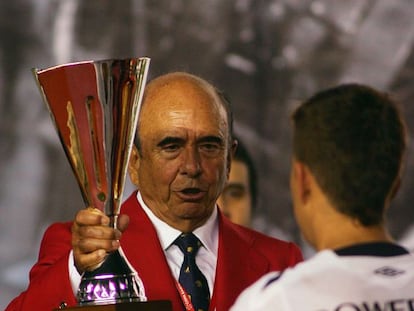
xmin=181 ymin=147 xmax=202 ymax=177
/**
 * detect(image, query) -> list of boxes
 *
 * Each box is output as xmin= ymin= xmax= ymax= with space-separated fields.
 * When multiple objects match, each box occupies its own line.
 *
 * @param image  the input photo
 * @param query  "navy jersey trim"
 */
xmin=263 ymin=272 xmax=284 ymax=288
xmin=334 ymin=242 xmax=409 ymax=257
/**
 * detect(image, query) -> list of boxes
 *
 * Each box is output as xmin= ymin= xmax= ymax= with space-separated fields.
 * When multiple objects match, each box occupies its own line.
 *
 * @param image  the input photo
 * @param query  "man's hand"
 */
xmin=71 ymin=207 xmax=130 ymax=274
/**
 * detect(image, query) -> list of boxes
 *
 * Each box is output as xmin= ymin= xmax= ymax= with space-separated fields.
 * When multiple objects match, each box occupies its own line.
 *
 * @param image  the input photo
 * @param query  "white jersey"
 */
xmin=230 ymin=243 xmax=414 ymax=311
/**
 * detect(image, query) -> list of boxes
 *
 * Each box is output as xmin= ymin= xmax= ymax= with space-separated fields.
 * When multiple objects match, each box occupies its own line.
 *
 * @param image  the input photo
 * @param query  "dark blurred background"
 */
xmin=1 ymin=0 xmax=414 ymax=307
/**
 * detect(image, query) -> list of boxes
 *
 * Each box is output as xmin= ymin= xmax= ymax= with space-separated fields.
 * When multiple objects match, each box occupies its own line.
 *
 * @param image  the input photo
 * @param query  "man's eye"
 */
xmin=163 ymin=144 xmax=180 ymax=152
xmin=227 ymin=188 xmax=245 ymax=199
xmin=223 ymin=186 xmax=245 ymax=199
xmin=199 ymin=143 xmax=221 ymax=155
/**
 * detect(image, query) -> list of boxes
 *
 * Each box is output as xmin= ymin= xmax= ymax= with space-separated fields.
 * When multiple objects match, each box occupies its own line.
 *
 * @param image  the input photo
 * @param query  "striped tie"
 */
xmin=174 ymin=233 xmax=210 ymax=311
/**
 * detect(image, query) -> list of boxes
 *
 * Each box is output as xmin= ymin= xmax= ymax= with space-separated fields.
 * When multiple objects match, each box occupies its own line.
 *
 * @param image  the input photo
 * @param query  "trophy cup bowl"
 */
xmin=33 ymin=58 xmax=150 ymax=306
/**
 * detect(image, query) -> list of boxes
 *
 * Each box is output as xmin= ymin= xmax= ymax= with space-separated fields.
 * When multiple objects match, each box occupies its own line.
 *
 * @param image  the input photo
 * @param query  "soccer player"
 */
xmin=231 ymin=83 xmax=414 ymax=311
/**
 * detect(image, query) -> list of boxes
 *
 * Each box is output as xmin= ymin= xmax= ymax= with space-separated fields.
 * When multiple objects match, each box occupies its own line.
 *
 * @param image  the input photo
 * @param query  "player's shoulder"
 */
xmin=230 ymin=271 xmax=287 ymax=311
xmin=230 ymin=251 xmax=342 ymax=311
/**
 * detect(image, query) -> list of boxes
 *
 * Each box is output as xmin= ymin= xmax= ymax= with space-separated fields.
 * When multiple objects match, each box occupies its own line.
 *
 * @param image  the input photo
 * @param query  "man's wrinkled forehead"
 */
xmin=144 ymin=73 xmax=215 ymax=103
xmin=135 ymin=72 xmax=232 ymax=147
xmin=141 ymin=74 xmax=225 ymax=121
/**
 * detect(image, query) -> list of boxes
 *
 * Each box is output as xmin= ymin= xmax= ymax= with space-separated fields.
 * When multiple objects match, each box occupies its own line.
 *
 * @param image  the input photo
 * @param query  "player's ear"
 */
xmin=293 ymin=160 xmax=312 ymax=204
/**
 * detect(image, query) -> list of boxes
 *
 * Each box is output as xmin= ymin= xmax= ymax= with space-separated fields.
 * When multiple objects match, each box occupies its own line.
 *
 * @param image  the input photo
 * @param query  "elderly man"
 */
xmin=7 ymin=72 xmax=302 ymax=311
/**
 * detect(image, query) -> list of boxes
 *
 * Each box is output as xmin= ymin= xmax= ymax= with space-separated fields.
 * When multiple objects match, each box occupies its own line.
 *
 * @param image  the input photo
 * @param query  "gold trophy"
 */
xmin=33 ymin=58 xmax=170 ymax=309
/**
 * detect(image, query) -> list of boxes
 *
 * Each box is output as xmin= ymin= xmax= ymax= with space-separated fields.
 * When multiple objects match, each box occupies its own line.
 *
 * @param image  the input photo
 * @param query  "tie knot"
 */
xmin=174 ymin=233 xmax=202 ymax=256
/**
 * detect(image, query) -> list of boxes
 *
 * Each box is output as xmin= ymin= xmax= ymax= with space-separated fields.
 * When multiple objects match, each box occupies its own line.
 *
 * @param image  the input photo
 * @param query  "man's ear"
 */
xmin=231 ymin=139 xmax=238 ymax=157
xmin=128 ymin=146 xmax=140 ymax=188
xmin=227 ymin=139 xmax=238 ymax=178
xmin=293 ymin=160 xmax=312 ymax=204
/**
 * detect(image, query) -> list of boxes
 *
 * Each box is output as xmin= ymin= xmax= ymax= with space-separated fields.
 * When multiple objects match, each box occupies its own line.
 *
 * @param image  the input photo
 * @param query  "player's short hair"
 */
xmin=291 ymin=83 xmax=407 ymax=226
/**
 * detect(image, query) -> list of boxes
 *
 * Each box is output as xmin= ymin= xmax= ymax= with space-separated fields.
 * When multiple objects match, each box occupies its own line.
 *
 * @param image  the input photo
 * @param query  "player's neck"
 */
xmin=314 ymin=216 xmax=392 ymax=251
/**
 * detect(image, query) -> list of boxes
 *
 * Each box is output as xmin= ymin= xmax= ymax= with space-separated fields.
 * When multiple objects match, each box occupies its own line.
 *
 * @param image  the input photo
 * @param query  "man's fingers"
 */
xmin=75 ymin=225 xmax=121 ymax=240
xmin=74 ymin=249 xmax=107 ymax=273
xmin=71 ymin=208 xmax=128 ymax=274
xmin=117 ymin=214 xmax=130 ymax=232
xmin=75 ymin=208 xmax=110 ymax=226
xmin=76 ymin=237 xmax=120 ymax=253
xmin=73 ymin=238 xmax=120 ymax=274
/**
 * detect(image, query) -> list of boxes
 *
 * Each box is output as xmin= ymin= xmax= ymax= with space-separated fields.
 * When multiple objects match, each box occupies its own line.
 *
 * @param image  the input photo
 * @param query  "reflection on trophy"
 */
xmin=33 ymin=58 xmax=150 ymax=306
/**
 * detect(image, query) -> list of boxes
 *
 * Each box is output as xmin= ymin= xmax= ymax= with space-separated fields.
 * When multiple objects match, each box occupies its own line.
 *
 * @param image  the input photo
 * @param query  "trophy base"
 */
xmin=55 ymin=300 xmax=172 ymax=311
xmin=77 ymin=250 xmax=145 ymax=304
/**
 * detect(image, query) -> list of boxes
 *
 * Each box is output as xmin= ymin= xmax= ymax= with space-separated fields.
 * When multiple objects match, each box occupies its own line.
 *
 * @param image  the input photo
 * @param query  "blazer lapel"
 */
xmin=210 ymin=212 xmax=270 ymax=311
xmin=120 ymin=193 xmax=183 ymax=310
xmin=119 ymin=194 xmax=270 ymax=311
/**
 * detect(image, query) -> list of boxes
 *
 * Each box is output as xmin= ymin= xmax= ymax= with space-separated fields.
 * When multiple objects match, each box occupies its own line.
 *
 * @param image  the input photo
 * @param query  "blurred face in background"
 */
xmin=217 ymin=159 xmax=252 ymax=227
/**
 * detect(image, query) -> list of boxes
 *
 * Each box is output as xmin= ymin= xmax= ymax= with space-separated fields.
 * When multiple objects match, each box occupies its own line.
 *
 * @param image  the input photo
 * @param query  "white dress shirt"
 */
xmin=69 ymin=191 xmax=219 ymax=295
xmin=137 ymin=191 xmax=219 ymax=294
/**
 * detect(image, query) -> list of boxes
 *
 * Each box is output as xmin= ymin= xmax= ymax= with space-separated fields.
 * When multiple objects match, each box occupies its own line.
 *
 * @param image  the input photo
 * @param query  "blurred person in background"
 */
xmin=217 ymin=137 xmax=257 ymax=228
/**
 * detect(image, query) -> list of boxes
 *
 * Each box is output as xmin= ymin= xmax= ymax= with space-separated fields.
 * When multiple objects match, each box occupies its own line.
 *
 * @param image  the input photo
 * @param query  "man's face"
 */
xmin=131 ymin=79 xmax=231 ymax=232
xmin=217 ymin=160 xmax=252 ymax=227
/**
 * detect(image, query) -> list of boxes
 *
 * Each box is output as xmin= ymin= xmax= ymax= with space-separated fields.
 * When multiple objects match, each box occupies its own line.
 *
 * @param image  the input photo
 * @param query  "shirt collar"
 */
xmin=334 ymin=242 xmax=409 ymax=257
xmin=137 ymin=191 xmax=219 ymax=255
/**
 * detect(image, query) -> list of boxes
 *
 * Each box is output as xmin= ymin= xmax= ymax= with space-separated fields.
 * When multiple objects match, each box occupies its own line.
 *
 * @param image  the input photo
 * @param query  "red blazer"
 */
xmin=6 ymin=192 xmax=303 ymax=311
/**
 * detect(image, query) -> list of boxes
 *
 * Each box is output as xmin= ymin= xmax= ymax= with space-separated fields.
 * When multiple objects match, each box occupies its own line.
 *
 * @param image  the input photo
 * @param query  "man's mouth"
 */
xmin=176 ymin=188 xmax=206 ymax=201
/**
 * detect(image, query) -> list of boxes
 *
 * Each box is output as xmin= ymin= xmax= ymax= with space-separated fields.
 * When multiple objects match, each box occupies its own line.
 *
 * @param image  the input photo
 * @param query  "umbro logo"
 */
xmin=374 ymin=266 xmax=405 ymax=277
